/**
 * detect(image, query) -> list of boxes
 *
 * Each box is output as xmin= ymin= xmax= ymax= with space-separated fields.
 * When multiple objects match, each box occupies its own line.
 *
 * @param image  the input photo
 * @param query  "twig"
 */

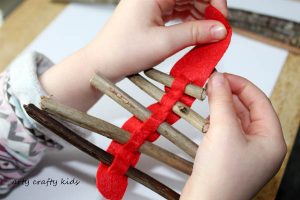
xmin=128 ymin=74 xmax=207 ymax=133
xmin=90 ymin=74 xmax=198 ymax=158
xmin=41 ymin=97 xmax=193 ymax=175
xmin=24 ymin=104 xmax=180 ymax=200
xmin=144 ymin=69 xmax=206 ymax=100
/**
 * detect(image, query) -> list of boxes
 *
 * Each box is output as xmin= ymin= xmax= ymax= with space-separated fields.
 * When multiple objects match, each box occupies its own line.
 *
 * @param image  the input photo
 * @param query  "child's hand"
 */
xmin=181 ymin=73 xmax=287 ymax=200
xmin=40 ymin=0 xmax=227 ymax=111
xmin=83 ymin=0 xmax=228 ymax=82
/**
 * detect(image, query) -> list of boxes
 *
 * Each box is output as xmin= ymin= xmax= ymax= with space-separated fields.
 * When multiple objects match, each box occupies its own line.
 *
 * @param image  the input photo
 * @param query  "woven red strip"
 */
xmin=96 ymin=5 xmax=232 ymax=200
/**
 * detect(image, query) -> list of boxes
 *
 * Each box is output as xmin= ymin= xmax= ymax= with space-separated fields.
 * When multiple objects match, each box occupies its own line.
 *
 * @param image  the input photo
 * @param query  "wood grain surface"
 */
xmin=0 ymin=0 xmax=66 ymax=71
xmin=0 ymin=0 xmax=299 ymax=199
xmin=254 ymin=53 xmax=300 ymax=199
xmin=234 ymin=28 xmax=300 ymax=55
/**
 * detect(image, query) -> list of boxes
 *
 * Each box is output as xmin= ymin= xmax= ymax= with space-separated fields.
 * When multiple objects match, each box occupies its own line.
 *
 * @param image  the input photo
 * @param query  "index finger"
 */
xmin=208 ymin=0 xmax=228 ymax=17
xmin=194 ymin=0 xmax=228 ymax=17
xmin=224 ymin=73 xmax=281 ymax=136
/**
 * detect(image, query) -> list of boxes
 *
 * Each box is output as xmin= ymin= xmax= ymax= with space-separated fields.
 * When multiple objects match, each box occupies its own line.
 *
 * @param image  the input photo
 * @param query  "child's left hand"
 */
xmin=40 ymin=0 xmax=228 ymax=111
xmin=83 ymin=0 xmax=228 ymax=82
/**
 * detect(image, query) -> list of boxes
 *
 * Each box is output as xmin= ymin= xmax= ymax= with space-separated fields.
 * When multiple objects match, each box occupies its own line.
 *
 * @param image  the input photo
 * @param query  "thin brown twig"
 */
xmin=144 ymin=69 xmax=207 ymax=100
xmin=128 ymin=74 xmax=208 ymax=133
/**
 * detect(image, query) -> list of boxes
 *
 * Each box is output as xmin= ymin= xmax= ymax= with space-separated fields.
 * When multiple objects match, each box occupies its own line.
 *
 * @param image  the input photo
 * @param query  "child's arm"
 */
xmin=181 ymin=73 xmax=287 ymax=200
xmin=0 ymin=53 xmax=90 ymax=195
xmin=39 ymin=0 xmax=228 ymax=111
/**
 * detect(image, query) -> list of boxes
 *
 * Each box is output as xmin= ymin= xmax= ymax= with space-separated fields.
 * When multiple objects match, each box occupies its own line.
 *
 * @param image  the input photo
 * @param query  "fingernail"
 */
xmin=202 ymin=122 xmax=210 ymax=133
xmin=211 ymin=25 xmax=227 ymax=40
xmin=211 ymin=72 xmax=225 ymax=88
xmin=202 ymin=117 xmax=210 ymax=133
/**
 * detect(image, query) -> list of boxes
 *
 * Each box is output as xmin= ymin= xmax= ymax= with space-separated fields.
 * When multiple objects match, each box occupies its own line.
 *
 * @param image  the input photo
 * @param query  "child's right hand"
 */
xmin=181 ymin=73 xmax=287 ymax=200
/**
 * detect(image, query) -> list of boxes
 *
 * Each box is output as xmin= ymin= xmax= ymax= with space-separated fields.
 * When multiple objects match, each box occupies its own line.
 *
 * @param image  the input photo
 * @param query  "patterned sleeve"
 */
xmin=0 ymin=52 xmax=90 ymax=194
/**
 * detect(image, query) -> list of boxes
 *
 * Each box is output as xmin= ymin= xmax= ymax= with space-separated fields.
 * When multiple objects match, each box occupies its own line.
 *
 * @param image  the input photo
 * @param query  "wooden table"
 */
xmin=0 ymin=0 xmax=299 ymax=199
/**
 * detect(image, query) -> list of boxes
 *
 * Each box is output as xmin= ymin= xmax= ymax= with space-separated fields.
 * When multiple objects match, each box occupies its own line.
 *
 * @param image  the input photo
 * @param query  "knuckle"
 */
xmin=213 ymin=94 xmax=233 ymax=105
xmin=190 ymin=22 xmax=202 ymax=44
xmin=280 ymin=140 xmax=288 ymax=158
xmin=270 ymin=140 xmax=287 ymax=162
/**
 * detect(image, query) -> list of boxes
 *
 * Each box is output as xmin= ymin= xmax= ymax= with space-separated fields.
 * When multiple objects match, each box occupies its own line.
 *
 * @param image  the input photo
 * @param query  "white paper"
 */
xmin=7 ymin=2 xmax=292 ymax=200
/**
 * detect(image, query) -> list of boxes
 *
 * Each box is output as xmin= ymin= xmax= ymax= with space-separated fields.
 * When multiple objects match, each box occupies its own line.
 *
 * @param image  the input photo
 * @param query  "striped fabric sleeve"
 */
xmin=0 ymin=52 xmax=90 ymax=194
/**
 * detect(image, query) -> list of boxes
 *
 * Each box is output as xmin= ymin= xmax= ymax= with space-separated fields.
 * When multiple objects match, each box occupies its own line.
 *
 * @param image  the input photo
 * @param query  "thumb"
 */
xmin=160 ymin=20 xmax=227 ymax=54
xmin=207 ymin=72 xmax=238 ymax=127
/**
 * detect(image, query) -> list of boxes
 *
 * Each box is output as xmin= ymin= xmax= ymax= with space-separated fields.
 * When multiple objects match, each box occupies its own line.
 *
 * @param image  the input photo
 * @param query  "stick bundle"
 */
xmin=24 ymin=68 xmax=209 ymax=199
xmin=41 ymin=97 xmax=193 ymax=175
xmin=24 ymin=104 xmax=180 ymax=200
xmin=90 ymin=74 xmax=199 ymax=158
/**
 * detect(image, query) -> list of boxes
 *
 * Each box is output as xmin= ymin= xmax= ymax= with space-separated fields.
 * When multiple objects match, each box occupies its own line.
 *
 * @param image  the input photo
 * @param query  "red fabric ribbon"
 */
xmin=96 ymin=5 xmax=232 ymax=200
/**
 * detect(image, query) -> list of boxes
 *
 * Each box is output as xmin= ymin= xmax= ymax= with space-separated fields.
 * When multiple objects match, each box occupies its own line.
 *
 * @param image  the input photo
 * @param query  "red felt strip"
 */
xmin=96 ymin=5 xmax=232 ymax=200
